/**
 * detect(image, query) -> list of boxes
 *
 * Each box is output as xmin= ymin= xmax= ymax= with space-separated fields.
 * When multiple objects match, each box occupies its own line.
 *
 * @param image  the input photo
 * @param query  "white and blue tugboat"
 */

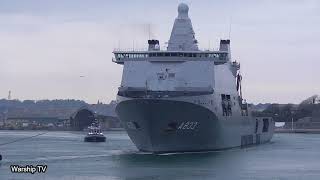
xmin=84 ymin=122 xmax=106 ymax=142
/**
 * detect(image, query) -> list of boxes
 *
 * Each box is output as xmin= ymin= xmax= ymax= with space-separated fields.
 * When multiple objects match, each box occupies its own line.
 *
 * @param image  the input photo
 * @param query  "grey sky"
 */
xmin=0 ymin=0 xmax=319 ymax=104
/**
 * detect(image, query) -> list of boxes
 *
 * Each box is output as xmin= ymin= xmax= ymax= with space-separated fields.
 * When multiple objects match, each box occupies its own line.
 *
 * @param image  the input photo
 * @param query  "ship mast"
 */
xmin=167 ymin=3 xmax=198 ymax=51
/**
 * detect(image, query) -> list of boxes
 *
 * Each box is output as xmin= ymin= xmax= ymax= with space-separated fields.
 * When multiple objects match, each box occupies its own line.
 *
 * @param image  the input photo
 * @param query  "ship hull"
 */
xmin=84 ymin=135 xmax=106 ymax=142
xmin=116 ymin=98 xmax=274 ymax=153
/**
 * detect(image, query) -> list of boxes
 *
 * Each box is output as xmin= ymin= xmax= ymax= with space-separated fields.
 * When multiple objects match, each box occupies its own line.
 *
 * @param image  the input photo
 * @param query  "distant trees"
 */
xmin=253 ymin=104 xmax=295 ymax=122
xmin=0 ymin=99 xmax=88 ymax=119
xmin=0 ymin=99 xmax=87 ymax=108
xmin=252 ymin=96 xmax=320 ymax=122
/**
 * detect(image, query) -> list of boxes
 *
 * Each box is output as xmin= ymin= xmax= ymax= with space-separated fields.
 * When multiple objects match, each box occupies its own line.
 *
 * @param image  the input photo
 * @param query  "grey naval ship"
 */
xmin=112 ymin=3 xmax=274 ymax=153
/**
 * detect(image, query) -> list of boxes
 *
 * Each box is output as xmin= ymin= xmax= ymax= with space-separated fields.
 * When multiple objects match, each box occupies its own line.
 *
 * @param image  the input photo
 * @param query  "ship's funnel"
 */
xmin=148 ymin=39 xmax=160 ymax=51
xmin=167 ymin=3 xmax=198 ymax=51
xmin=219 ymin=39 xmax=231 ymax=60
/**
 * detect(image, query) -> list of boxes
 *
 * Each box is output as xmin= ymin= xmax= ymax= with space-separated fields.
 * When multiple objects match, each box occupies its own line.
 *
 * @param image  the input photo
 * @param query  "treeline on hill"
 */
xmin=0 ymin=99 xmax=117 ymax=119
xmin=0 ymin=99 xmax=87 ymax=108
xmin=252 ymin=103 xmax=320 ymax=122
xmin=0 ymin=99 xmax=89 ymax=119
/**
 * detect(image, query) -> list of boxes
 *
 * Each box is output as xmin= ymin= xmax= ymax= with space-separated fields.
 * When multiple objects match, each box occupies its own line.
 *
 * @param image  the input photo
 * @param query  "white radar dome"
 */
xmin=178 ymin=3 xmax=189 ymax=14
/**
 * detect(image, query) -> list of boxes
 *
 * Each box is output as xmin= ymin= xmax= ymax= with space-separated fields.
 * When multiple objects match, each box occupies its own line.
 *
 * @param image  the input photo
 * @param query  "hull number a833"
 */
xmin=178 ymin=121 xmax=199 ymax=130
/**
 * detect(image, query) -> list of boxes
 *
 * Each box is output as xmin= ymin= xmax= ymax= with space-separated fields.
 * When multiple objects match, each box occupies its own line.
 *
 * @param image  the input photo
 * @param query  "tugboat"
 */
xmin=84 ymin=121 xmax=106 ymax=142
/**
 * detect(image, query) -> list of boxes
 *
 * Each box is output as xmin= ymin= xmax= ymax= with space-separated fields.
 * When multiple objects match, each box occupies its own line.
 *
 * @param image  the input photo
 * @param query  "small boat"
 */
xmin=84 ymin=122 xmax=106 ymax=142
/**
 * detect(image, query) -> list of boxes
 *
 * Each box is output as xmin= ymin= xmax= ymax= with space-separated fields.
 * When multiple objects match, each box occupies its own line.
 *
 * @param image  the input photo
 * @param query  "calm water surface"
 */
xmin=0 ymin=131 xmax=320 ymax=180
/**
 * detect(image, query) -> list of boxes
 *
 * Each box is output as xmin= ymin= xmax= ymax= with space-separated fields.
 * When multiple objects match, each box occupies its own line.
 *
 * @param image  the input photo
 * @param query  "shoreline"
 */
xmin=275 ymin=129 xmax=320 ymax=134
xmin=0 ymin=129 xmax=125 ymax=132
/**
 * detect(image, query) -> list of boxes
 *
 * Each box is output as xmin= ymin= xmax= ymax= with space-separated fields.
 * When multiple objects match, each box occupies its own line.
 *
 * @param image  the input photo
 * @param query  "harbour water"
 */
xmin=0 ymin=131 xmax=320 ymax=180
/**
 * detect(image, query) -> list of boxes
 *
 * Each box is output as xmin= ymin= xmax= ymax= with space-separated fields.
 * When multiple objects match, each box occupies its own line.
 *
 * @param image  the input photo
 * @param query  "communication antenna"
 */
xmin=228 ymin=16 xmax=232 ymax=40
xmin=8 ymin=90 xmax=11 ymax=100
xmin=133 ymin=40 xmax=135 ymax=51
xmin=148 ymin=24 xmax=151 ymax=40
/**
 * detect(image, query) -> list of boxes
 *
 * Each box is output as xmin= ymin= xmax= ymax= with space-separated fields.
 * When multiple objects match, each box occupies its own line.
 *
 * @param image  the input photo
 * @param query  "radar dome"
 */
xmin=178 ymin=3 xmax=189 ymax=14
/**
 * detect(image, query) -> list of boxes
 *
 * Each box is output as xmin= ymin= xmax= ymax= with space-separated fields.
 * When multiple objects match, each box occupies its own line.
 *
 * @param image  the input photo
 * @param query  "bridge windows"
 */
xmin=114 ymin=52 xmax=227 ymax=60
xmin=115 ymin=53 xmax=149 ymax=59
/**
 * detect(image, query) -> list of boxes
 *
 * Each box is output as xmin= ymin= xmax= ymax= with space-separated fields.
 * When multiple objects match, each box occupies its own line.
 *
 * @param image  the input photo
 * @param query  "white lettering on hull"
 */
xmin=178 ymin=121 xmax=199 ymax=130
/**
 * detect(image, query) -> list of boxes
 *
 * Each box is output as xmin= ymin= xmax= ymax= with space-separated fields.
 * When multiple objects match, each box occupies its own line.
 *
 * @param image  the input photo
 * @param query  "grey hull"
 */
xmin=116 ymin=99 xmax=227 ymax=153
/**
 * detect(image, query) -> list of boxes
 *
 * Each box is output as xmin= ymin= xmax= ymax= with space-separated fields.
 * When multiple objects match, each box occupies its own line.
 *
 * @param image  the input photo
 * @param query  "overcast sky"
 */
xmin=0 ymin=0 xmax=319 ymax=104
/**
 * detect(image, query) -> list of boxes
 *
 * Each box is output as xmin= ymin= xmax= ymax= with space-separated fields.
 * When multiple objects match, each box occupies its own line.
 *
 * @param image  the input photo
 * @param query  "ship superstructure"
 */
xmin=112 ymin=3 xmax=274 ymax=153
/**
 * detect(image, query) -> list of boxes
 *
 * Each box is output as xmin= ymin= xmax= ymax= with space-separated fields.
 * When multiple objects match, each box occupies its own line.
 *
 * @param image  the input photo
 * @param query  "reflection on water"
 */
xmin=1 ymin=131 xmax=320 ymax=180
